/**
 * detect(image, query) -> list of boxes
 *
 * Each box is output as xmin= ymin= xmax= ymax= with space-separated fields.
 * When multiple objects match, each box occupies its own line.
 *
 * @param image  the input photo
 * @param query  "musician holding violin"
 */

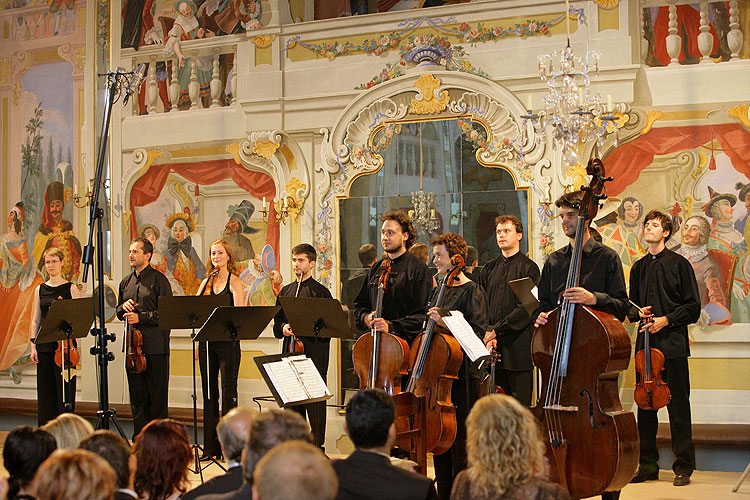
xmin=196 ymin=238 xmax=246 ymax=460
xmin=116 ymin=237 xmax=173 ymax=439
xmin=273 ymin=243 xmax=332 ymax=449
xmin=29 ymin=247 xmax=82 ymax=426
xmin=628 ymin=210 xmax=700 ymax=487
xmin=424 ymin=233 xmax=488 ymax=499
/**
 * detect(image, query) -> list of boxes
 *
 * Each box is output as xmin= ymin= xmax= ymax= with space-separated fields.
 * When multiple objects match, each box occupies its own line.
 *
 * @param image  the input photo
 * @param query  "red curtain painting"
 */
xmin=128 ymin=158 xmax=279 ymax=250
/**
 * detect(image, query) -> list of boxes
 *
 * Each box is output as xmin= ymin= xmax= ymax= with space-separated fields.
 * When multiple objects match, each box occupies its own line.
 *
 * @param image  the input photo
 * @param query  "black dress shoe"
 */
xmin=673 ymin=473 xmax=691 ymax=486
xmin=631 ymin=466 xmax=659 ymax=483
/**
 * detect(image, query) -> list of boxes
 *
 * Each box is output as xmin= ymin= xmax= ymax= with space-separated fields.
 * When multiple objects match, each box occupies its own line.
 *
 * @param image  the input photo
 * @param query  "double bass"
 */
xmin=531 ymin=159 xmax=638 ymax=499
xmin=401 ymin=255 xmax=464 ymax=455
xmin=352 ymin=258 xmax=410 ymax=394
xmin=631 ymin=303 xmax=671 ymax=411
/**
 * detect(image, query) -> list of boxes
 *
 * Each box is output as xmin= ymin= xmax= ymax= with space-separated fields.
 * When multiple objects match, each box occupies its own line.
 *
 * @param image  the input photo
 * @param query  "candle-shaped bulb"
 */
xmin=526 ymin=94 xmax=533 ymax=112
xmin=607 ymin=94 xmax=613 ymax=113
xmin=578 ymin=88 xmax=584 ymax=107
xmin=74 ymin=185 xmax=78 ymax=198
xmin=430 ymin=209 xmax=435 ymax=218
xmin=262 ymin=196 xmax=267 ymax=210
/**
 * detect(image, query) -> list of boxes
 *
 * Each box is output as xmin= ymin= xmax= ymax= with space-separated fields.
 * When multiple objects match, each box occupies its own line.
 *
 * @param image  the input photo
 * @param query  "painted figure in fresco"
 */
xmin=164 ymin=212 xmax=206 ymax=296
xmin=32 ymin=181 xmax=82 ymax=282
xmin=676 ymin=215 xmax=731 ymax=326
xmin=139 ymin=224 xmax=165 ymax=272
xmin=703 ymin=187 xmax=750 ymax=323
xmin=222 ymin=200 xmax=260 ymax=263
xmin=734 ymin=182 xmax=750 ymax=236
xmin=596 ymin=196 xmax=647 ymax=284
xmin=0 ymin=203 xmax=44 ymax=371
xmin=239 ymin=244 xmax=281 ymax=305
xmin=202 ymin=0 xmax=261 ymax=35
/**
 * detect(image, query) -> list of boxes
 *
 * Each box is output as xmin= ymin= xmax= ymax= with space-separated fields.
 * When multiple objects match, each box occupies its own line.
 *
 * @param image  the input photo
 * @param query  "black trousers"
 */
xmin=496 ymin=368 xmax=533 ymax=407
xmin=127 ymin=353 xmax=170 ymax=439
xmin=37 ymin=351 xmax=77 ymax=426
xmin=199 ymin=340 xmax=241 ymax=456
xmin=433 ymin=362 xmax=479 ymax=500
xmin=637 ymin=356 xmax=694 ymax=475
xmin=288 ymin=338 xmax=330 ymax=449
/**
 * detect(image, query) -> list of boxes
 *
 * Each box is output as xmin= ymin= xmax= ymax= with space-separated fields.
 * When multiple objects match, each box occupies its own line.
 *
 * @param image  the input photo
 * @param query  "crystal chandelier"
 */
xmin=409 ymin=123 xmax=439 ymax=234
xmin=520 ymin=1 xmax=617 ymax=165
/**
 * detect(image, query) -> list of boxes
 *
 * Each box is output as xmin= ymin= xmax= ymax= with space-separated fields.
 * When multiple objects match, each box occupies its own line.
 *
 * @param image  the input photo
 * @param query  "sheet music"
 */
xmin=442 ymin=310 xmax=491 ymax=362
xmin=291 ymin=357 xmax=331 ymax=398
xmin=263 ymin=355 xmax=331 ymax=404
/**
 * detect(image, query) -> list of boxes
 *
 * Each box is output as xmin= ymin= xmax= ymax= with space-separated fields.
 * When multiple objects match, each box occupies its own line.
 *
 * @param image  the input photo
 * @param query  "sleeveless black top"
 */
xmin=37 ymin=282 xmax=73 ymax=352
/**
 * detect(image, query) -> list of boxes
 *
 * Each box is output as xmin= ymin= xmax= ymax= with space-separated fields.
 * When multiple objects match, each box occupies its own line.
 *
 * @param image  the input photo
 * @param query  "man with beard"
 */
xmin=33 ymin=182 xmax=82 ymax=281
xmin=353 ymin=210 xmax=433 ymax=344
xmin=222 ymin=200 xmax=260 ymax=263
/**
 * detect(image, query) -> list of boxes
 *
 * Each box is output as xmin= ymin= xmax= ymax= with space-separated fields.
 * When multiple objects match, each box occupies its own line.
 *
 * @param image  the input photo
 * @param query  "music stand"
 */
xmin=158 ymin=295 xmax=230 ymax=479
xmin=277 ymin=297 xmax=352 ymax=447
xmin=33 ymin=298 xmax=95 ymax=418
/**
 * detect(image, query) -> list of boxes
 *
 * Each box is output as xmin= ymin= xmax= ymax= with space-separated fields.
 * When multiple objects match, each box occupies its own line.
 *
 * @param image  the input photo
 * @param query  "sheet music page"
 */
xmin=442 ymin=311 xmax=491 ymax=362
xmin=291 ymin=357 xmax=332 ymax=398
xmin=265 ymin=356 xmax=309 ymax=404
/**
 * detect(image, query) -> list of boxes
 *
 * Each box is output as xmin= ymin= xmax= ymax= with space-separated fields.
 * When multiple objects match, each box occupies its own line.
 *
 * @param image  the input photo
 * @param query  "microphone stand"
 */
xmin=81 ymin=68 xmax=139 ymax=440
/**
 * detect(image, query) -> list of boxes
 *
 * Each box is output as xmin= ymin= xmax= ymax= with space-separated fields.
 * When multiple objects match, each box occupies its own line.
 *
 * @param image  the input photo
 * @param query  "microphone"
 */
xmin=122 ymin=63 xmax=147 ymax=106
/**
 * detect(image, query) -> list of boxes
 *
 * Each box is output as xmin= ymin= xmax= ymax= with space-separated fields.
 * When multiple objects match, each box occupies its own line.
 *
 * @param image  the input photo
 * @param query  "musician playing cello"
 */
xmin=353 ymin=210 xmax=432 ymax=343
xmin=273 ymin=243 xmax=332 ymax=450
xmin=533 ymin=190 xmax=629 ymax=500
xmin=426 ymin=233 xmax=488 ymax=499
xmin=628 ymin=210 xmax=700 ymax=487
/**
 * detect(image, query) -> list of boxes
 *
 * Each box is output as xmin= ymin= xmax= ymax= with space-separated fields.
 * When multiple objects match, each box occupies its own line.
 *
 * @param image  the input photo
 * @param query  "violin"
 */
xmin=287 ymin=277 xmax=305 ymax=354
xmin=531 ymin=158 xmax=638 ymax=498
xmin=632 ymin=305 xmax=671 ymax=411
xmin=479 ymin=347 xmax=505 ymax=396
xmin=54 ymin=295 xmax=80 ymax=370
xmin=352 ymin=258 xmax=410 ymax=394
xmin=125 ymin=316 xmax=147 ymax=374
xmin=401 ymin=255 xmax=464 ymax=455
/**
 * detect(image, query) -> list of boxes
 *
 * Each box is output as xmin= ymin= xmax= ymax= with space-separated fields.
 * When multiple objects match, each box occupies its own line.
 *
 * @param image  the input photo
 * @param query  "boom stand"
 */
xmin=159 ymin=295 xmax=231 ymax=480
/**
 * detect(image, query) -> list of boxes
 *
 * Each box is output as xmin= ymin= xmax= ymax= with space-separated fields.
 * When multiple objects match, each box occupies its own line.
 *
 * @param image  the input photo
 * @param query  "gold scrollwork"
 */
xmin=593 ymin=0 xmax=620 ymax=8
xmin=139 ymin=150 xmax=163 ymax=174
xmin=727 ymin=104 xmax=750 ymax=129
xmin=227 ymin=143 xmax=242 ymax=164
xmin=251 ymin=35 xmax=276 ymax=48
xmin=640 ymin=110 xmax=665 ymax=136
xmin=0 ymin=58 xmax=10 ymax=83
xmin=284 ymin=177 xmax=306 ymax=221
xmin=565 ymin=163 xmax=588 ymax=191
xmin=253 ymin=140 xmax=280 ymax=159
xmin=410 ymin=74 xmax=450 ymax=115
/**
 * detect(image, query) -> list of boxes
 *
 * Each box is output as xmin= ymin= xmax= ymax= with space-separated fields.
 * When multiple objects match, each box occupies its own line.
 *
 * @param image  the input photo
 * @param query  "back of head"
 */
xmin=133 ymin=419 xmax=192 ymax=500
xmin=243 ymin=409 xmax=313 ymax=483
xmin=42 ymin=413 xmax=94 ymax=450
xmin=253 ymin=441 xmax=337 ymax=500
xmin=358 ymin=243 xmax=377 ymax=266
xmin=344 ymin=389 xmax=394 ymax=449
xmin=466 ymin=246 xmax=478 ymax=266
xmin=465 ymin=395 xmax=544 ymax=497
xmin=3 ymin=426 xmax=57 ymax=497
xmin=409 ymin=242 xmax=429 ymax=266
xmin=34 ymin=449 xmax=115 ymax=500
xmin=217 ymin=407 xmax=258 ymax=462
xmin=79 ymin=430 xmax=131 ymax=490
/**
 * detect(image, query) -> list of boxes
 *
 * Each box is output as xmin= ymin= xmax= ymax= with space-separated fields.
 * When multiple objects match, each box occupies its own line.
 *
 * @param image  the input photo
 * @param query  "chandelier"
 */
xmin=520 ymin=0 xmax=617 ymax=165
xmin=409 ymin=122 xmax=439 ymax=234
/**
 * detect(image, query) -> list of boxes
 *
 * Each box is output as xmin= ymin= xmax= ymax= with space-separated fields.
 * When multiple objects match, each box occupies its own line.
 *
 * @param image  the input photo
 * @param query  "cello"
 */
xmin=401 ymin=255 xmax=464 ymax=455
xmin=531 ymin=158 xmax=638 ymax=499
xmin=631 ymin=302 xmax=671 ymax=411
xmin=352 ymin=257 xmax=410 ymax=394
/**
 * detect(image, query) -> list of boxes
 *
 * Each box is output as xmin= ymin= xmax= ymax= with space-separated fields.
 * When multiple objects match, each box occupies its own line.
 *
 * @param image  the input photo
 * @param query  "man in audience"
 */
xmin=333 ymin=389 xmax=438 ymax=500
xmin=252 ymin=441 xmax=337 ymax=500
xmin=183 ymin=407 xmax=257 ymax=500
xmin=79 ymin=430 xmax=137 ymax=500
xmin=196 ymin=409 xmax=313 ymax=500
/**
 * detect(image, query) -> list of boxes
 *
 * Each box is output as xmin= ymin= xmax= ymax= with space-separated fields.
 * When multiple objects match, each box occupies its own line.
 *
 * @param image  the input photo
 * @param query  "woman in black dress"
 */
xmin=196 ymin=238 xmax=245 ymax=459
xmin=29 ymin=247 xmax=82 ymax=426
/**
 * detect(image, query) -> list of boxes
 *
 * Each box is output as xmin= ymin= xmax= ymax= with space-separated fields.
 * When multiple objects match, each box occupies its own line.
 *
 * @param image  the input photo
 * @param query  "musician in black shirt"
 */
xmin=116 ymin=237 xmax=173 ymax=438
xmin=629 ymin=210 xmax=700 ymax=487
xmin=273 ymin=243 xmax=332 ymax=449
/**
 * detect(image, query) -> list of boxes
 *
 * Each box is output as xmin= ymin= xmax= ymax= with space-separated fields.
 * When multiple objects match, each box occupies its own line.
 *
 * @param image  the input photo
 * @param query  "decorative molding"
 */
xmin=641 ymin=110 xmax=665 ymax=135
xmin=0 ymin=58 xmax=10 ymax=84
xmin=10 ymin=51 xmax=31 ymax=105
xmin=250 ymin=34 xmax=276 ymax=48
xmin=284 ymin=177 xmax=306 ymax=221
xmin=410 ymin=74 xmax=450 ymax=115
xmin=253 ymin=140 xmax=280 ymax=159
xmin=57 ymin=44 xmax=86 ymax=75
xmin=728 ymin=104 xmax=750 ymax=129
xmin=593 ymin=0 xmax=620 ymax=8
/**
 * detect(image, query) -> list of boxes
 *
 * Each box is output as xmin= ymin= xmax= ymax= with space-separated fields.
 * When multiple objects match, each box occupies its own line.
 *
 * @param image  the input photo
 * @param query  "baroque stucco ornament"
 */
xmin=410 ymin=74 xmax=450 ymax=115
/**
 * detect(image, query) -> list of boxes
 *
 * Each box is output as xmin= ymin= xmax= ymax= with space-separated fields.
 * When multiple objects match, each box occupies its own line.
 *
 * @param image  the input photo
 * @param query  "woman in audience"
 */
xmin=42 ymin=413 xmax=94 ymax=449
xmin=450 ymin=394 xmax=570 ymax=500
xmin=34 ymin=449 xmax=115 ymax=500
xmin=3 ymin=426 xmax=57 ymax=500
xmin=132 ymin=419 xmax=192 ymax=500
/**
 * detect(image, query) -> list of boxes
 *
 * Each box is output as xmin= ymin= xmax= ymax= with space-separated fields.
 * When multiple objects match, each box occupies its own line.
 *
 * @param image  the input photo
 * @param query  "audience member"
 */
xmin=79 ymin=430 xmax=137 ymax=500
xmin=465 ymin=246 xmax=479 ymax=282
xmin=333 ymin=389 xmax=437 ymax=500
xmin=133 ymin=419 xmax=192 ymax=500
xmin=450 ymin=394 xmax=570 ymax=500
xmin=182 ymin=407 xmax=257 ymax=500
xmin=41 ymin=413 xmax=94 ymax=449
xmin=252 ymin=440 xmax=337 ymax=500
xmin=196 ymin=409 xmax=313 ymax=500
xmin=3 ymin=426 xmax=57 ymax=500
xmin=409 ymin=242 xmax=430 ymax=266
xmin=33 ymin=449 xmax=115 ymax=500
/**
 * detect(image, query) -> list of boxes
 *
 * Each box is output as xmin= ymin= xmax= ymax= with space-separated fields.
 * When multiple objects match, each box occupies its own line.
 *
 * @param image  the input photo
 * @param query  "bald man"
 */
xmin=182 ymin=407 xmax=257 ymax=500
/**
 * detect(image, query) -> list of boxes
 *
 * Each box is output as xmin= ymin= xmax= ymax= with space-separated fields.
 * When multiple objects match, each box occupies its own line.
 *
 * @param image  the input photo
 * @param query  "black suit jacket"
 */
xmin=114 ymin=491 xmax=138 ymax=500
xmin=193 ymin=482 xmax=252 ymax=500
xmin=182 ymin=465 xmax=243 ymax=500
xmin=333 ymin=450 xmax=437 ymax=500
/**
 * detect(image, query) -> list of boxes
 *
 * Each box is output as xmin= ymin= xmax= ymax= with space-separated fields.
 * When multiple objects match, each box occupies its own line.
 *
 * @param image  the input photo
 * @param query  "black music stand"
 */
xmin=158 ymin=295 xmax=230 ymax=480
xmin=33 ymin=298 xmax=95 ymax=417
xmin=253 ymin=353 xmax=333 ymax=408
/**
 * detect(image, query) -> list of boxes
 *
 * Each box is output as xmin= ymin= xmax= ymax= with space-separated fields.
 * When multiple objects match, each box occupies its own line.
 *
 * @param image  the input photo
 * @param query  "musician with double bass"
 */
xmin=273 ymin=243 xmax=332 ymax=449
xmin=116 ymin=237 xmax=173 ymax=439
xmin=628 ymin=210 xmax=700 ymax=487
xmin=29 ymin=247 xmax=82 ymax=426
xmin=423 ymin=233 xmax=488 ymax=499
